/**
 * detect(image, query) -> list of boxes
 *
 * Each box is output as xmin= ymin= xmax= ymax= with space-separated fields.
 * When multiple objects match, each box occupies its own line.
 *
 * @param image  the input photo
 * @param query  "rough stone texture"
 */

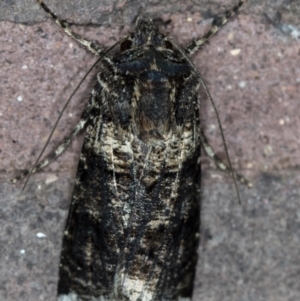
xmin=1 ymin=0 xmax=300 ymax=300
xmin=1 ymin=0 xmax=299 ymax=25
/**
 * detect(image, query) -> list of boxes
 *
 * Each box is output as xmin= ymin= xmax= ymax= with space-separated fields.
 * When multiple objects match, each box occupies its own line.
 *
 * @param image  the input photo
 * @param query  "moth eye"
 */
xmin=120 ymin=40 xmax=133 ymax=52
xmin=164 ymin=40 xmax=173 ymax=49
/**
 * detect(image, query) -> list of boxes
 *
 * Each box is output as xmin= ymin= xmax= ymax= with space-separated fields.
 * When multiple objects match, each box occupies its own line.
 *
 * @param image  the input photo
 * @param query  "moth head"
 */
xmin=123 ymin=17 xmax=173 ymax=51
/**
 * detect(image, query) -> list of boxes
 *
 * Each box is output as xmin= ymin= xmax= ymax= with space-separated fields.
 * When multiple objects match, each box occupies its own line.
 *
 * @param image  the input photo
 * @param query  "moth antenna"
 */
xmin=169 ymin=38 xmax=242 ymax=205
xmin=21 ymin=38 xmax=127 ymax=192
xmin=199 ymin=78 xmax=242 ymax=204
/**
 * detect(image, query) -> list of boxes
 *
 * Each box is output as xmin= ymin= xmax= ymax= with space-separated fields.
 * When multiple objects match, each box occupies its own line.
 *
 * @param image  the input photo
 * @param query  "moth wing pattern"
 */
xmin=13 ymin=1 xmax=249 ymax=301
xmin=57 ymin=18 xmax=202 ymax=300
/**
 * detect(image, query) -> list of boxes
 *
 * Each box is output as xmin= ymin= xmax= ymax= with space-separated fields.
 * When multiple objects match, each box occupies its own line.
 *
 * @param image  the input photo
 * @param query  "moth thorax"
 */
xmin=134 ymin=70 xmax=172 ymax=143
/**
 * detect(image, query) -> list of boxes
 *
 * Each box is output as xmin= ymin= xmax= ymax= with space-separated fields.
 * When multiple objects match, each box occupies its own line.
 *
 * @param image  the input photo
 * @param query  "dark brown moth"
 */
xmin=13 ymin=1 xmax=250 ymax=300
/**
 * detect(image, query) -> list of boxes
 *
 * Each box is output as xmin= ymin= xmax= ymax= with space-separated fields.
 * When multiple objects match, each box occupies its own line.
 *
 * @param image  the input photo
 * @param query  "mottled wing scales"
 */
xmin=57 ymin=27 xmax=203 ymax=299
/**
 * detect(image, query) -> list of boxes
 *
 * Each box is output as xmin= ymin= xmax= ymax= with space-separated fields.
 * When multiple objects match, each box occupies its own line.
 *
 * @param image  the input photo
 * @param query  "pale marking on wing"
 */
xmin=110 ymin=142 xmax=119 ymax=199
xmin=139 ymin=146 xmax=153 ymax=181
xmin=58 ymin=292 xmax=107 ymax=301
xmin=120 ymin=275 xmax=154 ymax=301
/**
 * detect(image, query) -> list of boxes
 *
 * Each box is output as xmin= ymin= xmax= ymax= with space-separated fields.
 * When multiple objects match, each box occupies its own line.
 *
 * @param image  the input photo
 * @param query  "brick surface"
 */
xmin=1 ymin=1 xmax=300 ymax=300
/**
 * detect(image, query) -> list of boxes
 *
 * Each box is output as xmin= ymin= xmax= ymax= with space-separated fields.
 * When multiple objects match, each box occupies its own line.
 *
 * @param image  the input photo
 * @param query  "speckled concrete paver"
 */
xmin=1 ymin=1 xmax=300 ymax=300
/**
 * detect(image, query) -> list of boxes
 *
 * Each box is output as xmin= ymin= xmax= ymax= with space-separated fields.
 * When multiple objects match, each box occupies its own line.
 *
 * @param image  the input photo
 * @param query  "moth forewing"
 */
xmin=14 ymin=1 xmax=249 ymax=300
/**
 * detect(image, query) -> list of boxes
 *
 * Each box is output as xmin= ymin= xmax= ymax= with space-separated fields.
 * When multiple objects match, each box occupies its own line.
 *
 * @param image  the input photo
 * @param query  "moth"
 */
xmin=14 ymin=0 xmax=250 ymax=300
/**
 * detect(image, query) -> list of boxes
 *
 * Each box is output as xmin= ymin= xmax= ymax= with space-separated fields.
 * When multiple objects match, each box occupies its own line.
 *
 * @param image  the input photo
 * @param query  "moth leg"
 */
xmin=11 ymin=103 xmax=93 ymax=183
xmin=200 ymin=130 xmax=252 ymax=187
xmin=185 ymin=0 xmax=246 ymax=56
xmin=37 ymin=0 xmax=104 ymax=56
